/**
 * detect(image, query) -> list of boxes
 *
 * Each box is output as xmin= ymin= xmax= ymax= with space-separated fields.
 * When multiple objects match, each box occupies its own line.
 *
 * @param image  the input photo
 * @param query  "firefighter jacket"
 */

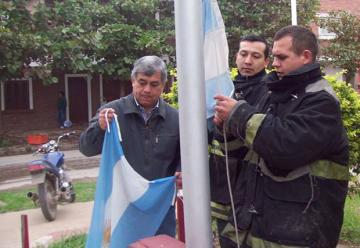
xmin=224 ymin=63 xmax=349 ymax=247
xmin=209 ymin=69 xmax=268 ymax=218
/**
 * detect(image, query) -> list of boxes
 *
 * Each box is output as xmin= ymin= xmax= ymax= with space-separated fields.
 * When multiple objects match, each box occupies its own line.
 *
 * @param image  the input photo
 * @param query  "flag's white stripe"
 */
xmin=204 ymin=29 xmax=229 ymax=80
xmin=206 ymin=72 xmax=234 ymax=117
xmin=110 ymin=155 xmax=149 ymax=233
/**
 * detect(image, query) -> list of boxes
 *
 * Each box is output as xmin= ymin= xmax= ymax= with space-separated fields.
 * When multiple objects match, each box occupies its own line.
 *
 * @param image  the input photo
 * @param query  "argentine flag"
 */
xmin=86 ymin=117 xmax=176 ymax=248
xmin=204 ymin=0 xmax=234 ymax=118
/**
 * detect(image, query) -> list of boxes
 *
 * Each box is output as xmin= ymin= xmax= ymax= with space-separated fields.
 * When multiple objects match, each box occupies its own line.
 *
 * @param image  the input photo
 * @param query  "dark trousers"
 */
xmin=58 ymin=109 xmax=66 ymax=126
xmin=155 ymin=206 xmax=176 ymax=237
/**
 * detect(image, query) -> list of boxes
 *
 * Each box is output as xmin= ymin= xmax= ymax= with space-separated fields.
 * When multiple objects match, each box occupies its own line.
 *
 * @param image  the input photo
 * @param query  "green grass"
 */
xmin=340 ymin=194 xmax=360 ymax=244
xmin=0 ymin=181 xmax=96 ymax=213
xmin=47 ymin=233 xmax=87 ymax=248
xmin=0 ymin=186 xmax=37 ymax=213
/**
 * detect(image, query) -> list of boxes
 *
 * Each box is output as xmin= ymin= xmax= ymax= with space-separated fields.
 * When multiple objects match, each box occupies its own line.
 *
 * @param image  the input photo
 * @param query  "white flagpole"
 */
xmin=174 ymin=0 xmax=212 ymax=247
xmin=291 ymin=0 xmax=298 ymax=25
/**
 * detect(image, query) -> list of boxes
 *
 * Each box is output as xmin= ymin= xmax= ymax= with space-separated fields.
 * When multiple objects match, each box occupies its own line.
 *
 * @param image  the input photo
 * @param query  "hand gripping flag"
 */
xmin=204 ymin=0 xmax=234 ymax=119
xmin=86 ymin=116 xmax=176 ymax=248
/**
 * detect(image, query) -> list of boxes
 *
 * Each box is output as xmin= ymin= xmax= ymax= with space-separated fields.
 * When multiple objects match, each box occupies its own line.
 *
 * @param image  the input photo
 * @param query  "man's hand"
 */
xmin=214 ymin=95 xmax=237 ymax=126
xmin=98 ymin=108 xmax=115 ymax=130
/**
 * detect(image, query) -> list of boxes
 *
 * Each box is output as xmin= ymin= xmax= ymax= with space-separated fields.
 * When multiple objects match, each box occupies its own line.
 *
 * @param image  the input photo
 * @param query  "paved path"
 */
xmin=0 ymin=201 xmax=93 ymax=248
xmin=0 ymin=150 xmax=87 ymax=167
xmin=0 ymin=150 xmax=99 ymax=247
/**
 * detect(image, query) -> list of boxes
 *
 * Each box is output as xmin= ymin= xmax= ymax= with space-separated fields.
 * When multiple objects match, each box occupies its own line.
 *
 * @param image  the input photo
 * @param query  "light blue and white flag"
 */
xmin=204 ymin=0 xmax=234 ymax=118
xmin=86 ymin=116 xmax=176 ymax=248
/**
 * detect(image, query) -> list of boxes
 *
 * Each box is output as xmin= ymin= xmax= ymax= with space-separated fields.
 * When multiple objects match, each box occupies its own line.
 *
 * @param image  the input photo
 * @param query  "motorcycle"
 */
xmin=27 ymin=131 xmax=76 ymax=221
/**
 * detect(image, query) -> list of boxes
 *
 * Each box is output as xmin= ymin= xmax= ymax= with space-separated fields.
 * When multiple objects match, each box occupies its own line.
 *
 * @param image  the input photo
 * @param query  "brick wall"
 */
xmin=0 ymin=73 xmax=132 ymax=132
xmin=320 ymin=0 xmax=360 ymax=16
xmin=1 ymin=77 xmax=64 ymax=132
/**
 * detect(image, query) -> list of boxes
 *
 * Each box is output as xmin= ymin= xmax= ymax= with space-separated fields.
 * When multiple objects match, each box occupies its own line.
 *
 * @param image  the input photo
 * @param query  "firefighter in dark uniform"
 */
xmin=209 ymin=35 xmax=269 ymax=247
xmin=214 ymin=25 xmax=349 ymax=248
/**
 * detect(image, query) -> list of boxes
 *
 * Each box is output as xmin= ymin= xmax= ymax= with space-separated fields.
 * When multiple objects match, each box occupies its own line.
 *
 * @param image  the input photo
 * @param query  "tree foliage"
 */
xmin=219 ymin=0 xmax=320 ymax=64
xmin=319 ymin=11 xmax=360 ymax=84
xmin=0 ymin=0 xmax=174 ymax=84
xmin=0 ymin=0 xmax=320 ymax=84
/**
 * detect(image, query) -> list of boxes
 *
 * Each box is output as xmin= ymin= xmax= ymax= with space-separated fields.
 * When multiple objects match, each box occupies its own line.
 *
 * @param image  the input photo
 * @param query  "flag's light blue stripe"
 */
xmin=101 ymin=122 xmax=124 ymax=201
xmin=204 ymin=0 xmax=220 ymax=33
xmin=206 ymin=72 xmax=234 ymax=118
xmin=86 ymin=120 xmax=123 ymax=248
xmin=110 ymin=177 xmax=176 ymax=248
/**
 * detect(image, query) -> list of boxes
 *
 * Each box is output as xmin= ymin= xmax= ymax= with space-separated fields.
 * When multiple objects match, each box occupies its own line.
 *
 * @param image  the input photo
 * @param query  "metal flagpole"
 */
xmin=291 ymin=0 xmax=298 ymax=25
xmin=174 ymin=0 xmax=212 ymax=247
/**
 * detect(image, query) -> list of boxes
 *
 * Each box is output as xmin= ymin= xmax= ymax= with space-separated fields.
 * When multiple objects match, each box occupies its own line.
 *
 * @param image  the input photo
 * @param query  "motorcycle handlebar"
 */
xmin=33 ymin=131 xmax=76 ymax=154
xmin=57 ymin=131 xmax=76 ymax=144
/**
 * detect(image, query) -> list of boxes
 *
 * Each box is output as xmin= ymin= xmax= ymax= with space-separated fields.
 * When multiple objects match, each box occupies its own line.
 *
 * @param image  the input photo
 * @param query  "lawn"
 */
xmin=341 ymin=194 xmax=360 ymax=244
xmin=0 ymin=180 xmax=96 ymax=213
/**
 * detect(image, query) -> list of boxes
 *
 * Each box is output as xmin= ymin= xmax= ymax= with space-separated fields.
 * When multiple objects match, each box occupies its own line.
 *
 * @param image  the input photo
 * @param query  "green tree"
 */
xmin=1 ymin=0 xmax=175 ymax=84
xmin=1 ymin=0 xmax=320 ymax=83
xmin=319 ymin=11 xmax=360 ymax=84
xmin=0 ymin=0 xmax=37 ymax=81
xmin=33 ymin=0 xmax=175 ymax=82
xmin=219 ymin=0 xmax=320 ymax=63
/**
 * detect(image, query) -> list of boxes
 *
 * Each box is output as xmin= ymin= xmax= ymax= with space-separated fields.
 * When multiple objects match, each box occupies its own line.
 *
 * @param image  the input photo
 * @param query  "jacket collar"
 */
xmin=122 ymin=94 xmax=167 ymax=119
xmin=267 ymin=63 xmax=322 ymax=92
xmin=234 ymin=69 xmax=267 ymax=84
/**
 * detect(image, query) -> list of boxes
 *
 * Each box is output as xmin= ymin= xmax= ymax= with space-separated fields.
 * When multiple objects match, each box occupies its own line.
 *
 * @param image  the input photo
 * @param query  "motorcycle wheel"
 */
xmin=38 ymin=177 xmax=57 ymax=221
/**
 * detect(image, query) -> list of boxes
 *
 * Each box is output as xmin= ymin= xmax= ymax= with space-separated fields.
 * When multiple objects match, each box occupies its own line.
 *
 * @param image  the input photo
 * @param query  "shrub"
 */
xmin=162 ymin=69 xmax=178 ymax=109
xmin=325 ymin=72 xmax=360 ymax=194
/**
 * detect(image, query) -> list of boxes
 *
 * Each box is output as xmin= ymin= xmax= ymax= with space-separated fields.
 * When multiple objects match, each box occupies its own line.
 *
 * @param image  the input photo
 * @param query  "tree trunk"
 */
xmin=345 ymin=71 xmax=356 ymax=89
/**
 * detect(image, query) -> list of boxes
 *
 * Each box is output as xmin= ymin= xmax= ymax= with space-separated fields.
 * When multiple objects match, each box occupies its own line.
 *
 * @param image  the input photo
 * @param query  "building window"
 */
xmin=1 ymin=78 xmax=33 ymax=111
xmin=318 ymin=13 xmax=336 ymax=40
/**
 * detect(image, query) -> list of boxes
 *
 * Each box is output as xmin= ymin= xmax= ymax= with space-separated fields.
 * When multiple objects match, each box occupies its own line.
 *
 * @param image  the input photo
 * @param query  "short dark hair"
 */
xmin=240 ymin=35 xmax=269 ymax=59
xmin=131 ymin=55 xmax=167 ymax=83
xmin=274 ymin=25 xmax=318 ymax=62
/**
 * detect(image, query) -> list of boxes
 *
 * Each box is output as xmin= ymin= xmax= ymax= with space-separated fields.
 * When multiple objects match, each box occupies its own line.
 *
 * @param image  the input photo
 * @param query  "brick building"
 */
xmin=0 ymin=73 xmax=132 ymax=132
xmin=319 ymin=0 xmax=360 ymax=17
xmin=1 ymin=0 xmax=359 ymax=132
xmin=313 ymin=0 xmax=360 ymax=89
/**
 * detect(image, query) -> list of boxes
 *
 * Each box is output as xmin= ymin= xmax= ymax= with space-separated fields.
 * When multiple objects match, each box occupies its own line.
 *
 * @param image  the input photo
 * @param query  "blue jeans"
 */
xmin=58 ymin=110 xmax=66 ymax=126
xmin=155 ymin=206 xmax=176 ymax=237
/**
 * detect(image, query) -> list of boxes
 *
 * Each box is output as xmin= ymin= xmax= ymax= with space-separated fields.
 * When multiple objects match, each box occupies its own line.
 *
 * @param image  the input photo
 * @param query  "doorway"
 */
xmin=65 ymin=74 xmax=92 ymax=123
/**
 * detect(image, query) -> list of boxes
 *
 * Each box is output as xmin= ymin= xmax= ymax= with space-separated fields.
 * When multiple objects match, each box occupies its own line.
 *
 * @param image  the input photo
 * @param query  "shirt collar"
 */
xmin=134 ymin=97 xmax=160 ymax=122
xmin=123 ymin=94 xmax=167 ymax=120
xmin=134 ymin=97 xmax=159 ymax=111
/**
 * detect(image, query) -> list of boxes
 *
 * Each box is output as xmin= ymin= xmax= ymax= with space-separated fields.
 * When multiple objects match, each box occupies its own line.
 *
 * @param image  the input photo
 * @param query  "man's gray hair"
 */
xmin=131 ymin=55 xmax=168 ymax=83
